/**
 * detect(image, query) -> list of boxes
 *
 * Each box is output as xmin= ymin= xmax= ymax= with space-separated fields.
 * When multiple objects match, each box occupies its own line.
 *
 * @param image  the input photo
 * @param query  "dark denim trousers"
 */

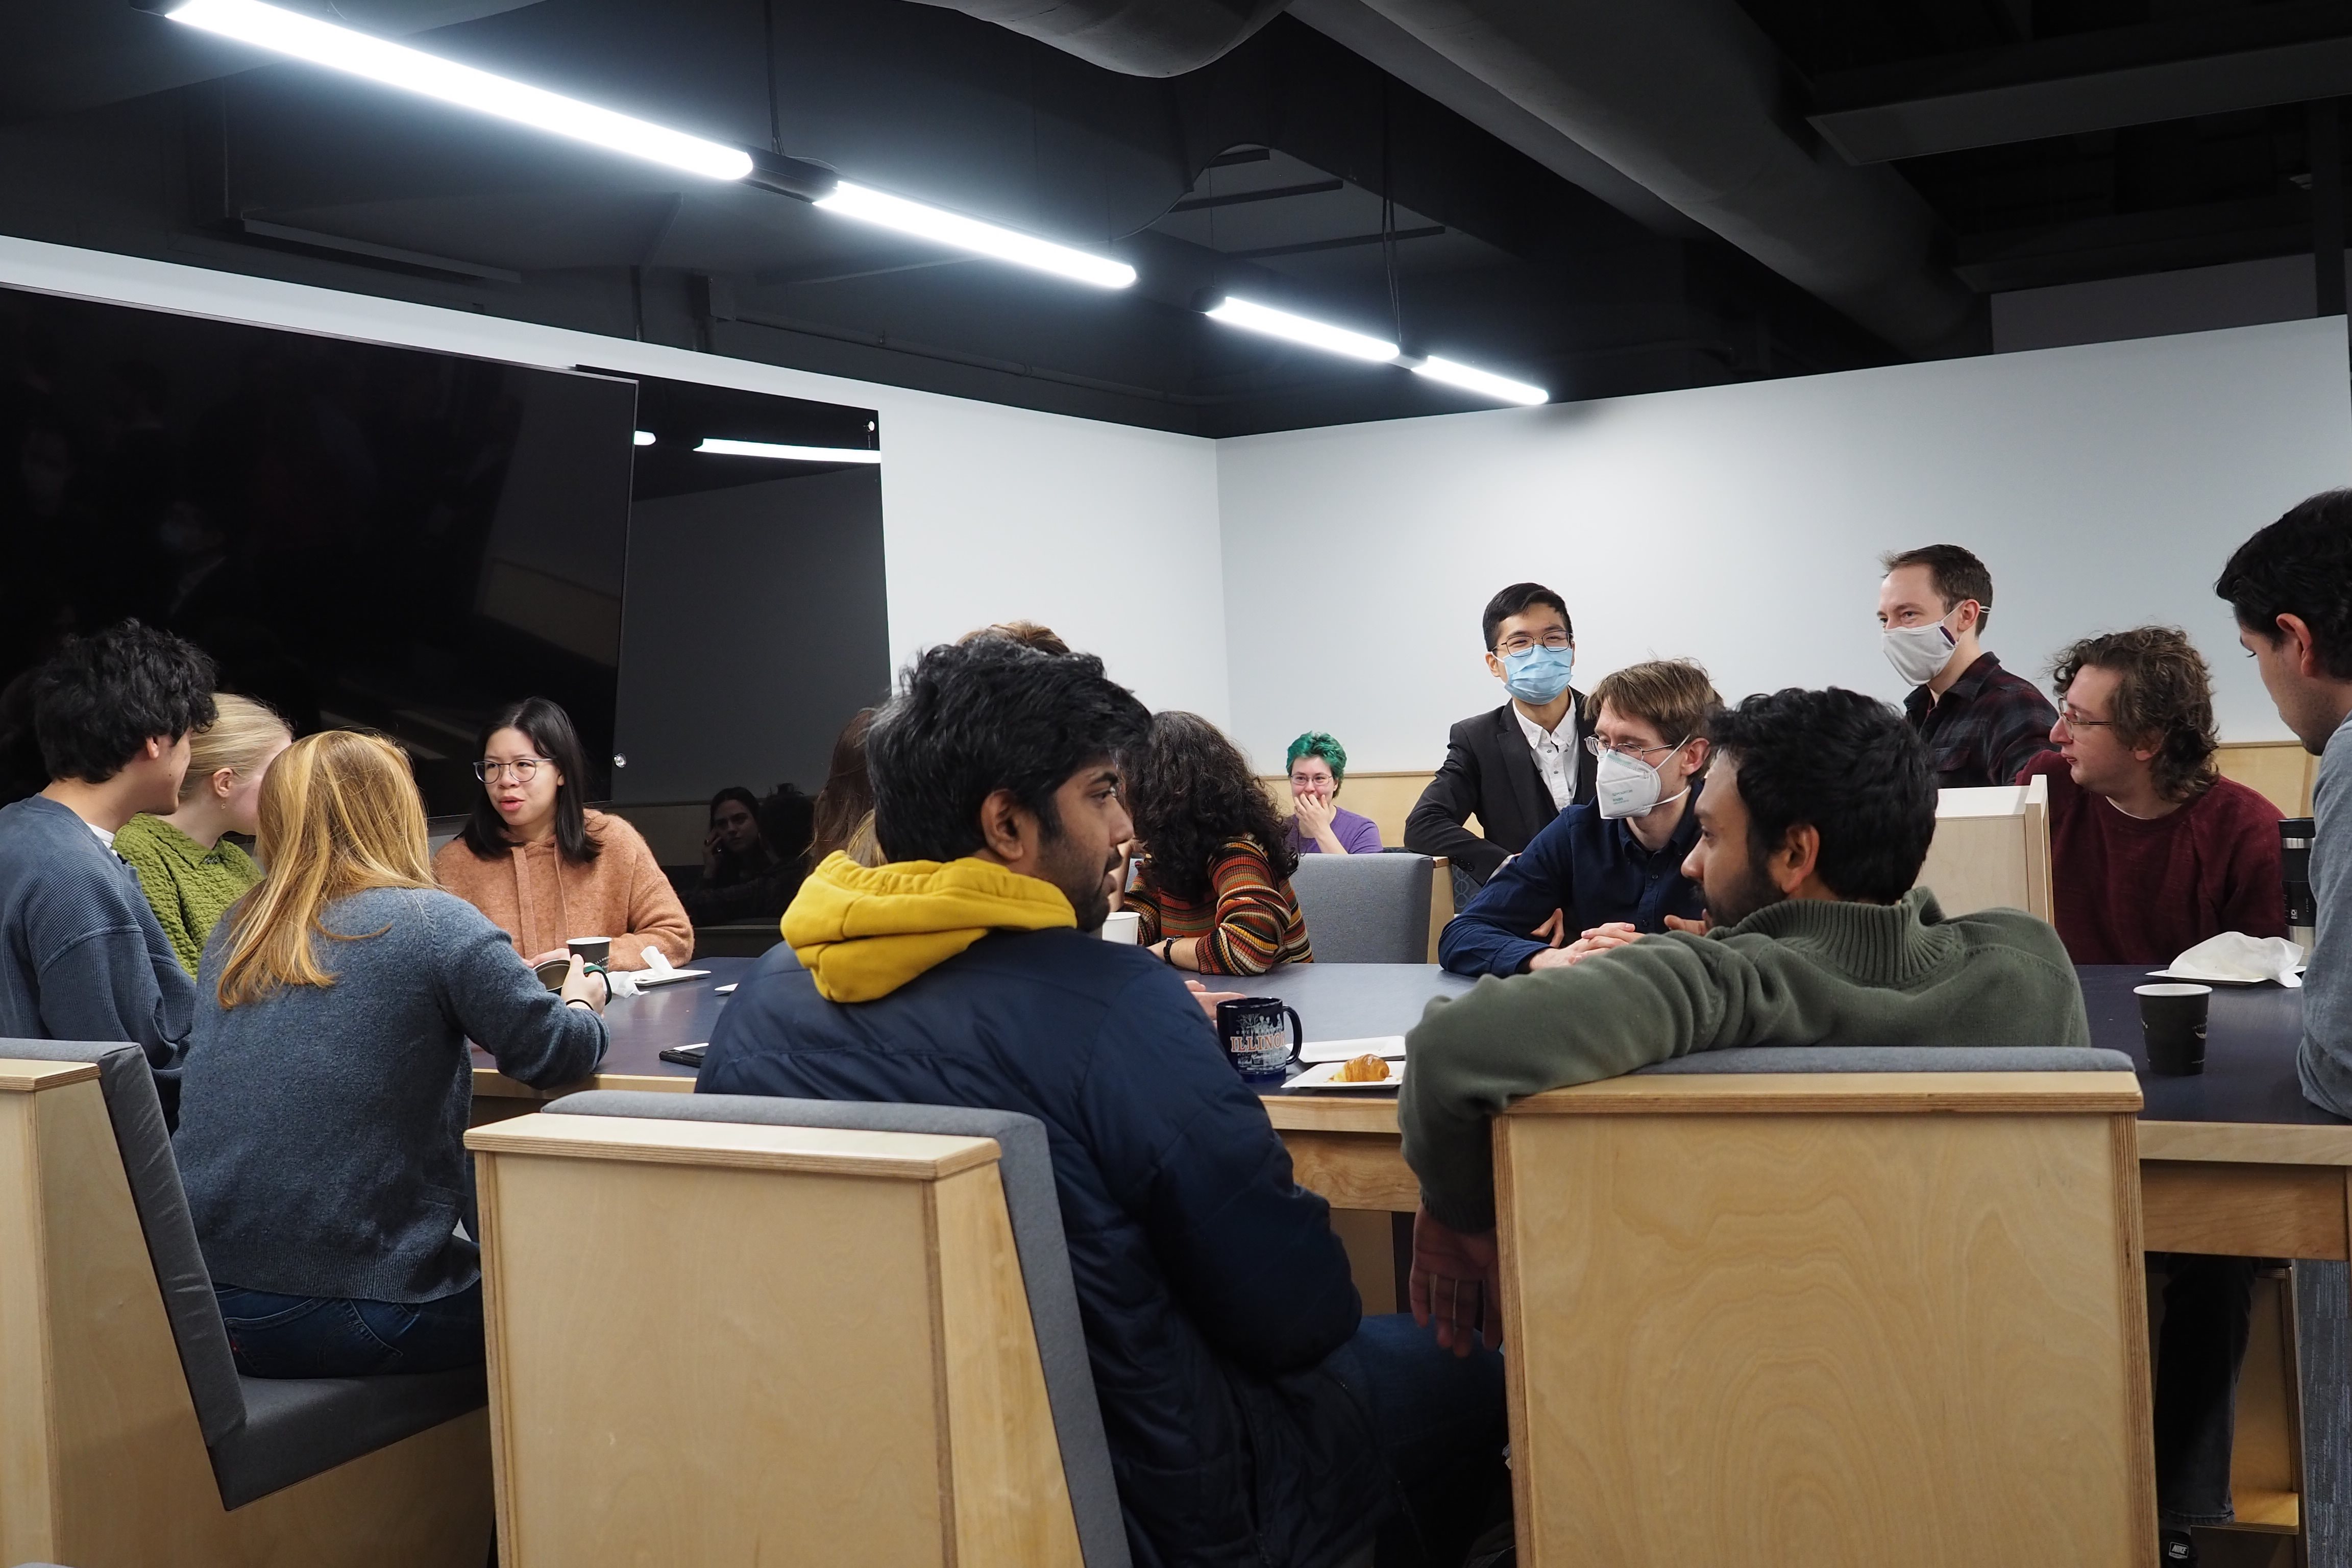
xmin=214 ymin=1280 xmax=486 ymax=1379
xmin=2151 ymin=1254 xmax=2260 ymax=1527
xmin=1322 ymin=1312 xmax=1510 ymax=1568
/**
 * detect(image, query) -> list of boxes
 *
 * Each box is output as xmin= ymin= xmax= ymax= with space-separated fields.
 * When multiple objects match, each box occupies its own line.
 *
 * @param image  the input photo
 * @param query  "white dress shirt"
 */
xmin=1513 ymin=703 xmax=1579 ymax=811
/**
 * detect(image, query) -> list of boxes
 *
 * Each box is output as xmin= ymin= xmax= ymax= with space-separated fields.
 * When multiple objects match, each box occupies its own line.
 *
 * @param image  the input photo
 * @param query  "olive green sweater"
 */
xmin=1399 ymin=887 xmax=2090 ymax=1232
xmin=112 ymin=815 xmax=262 ymax=976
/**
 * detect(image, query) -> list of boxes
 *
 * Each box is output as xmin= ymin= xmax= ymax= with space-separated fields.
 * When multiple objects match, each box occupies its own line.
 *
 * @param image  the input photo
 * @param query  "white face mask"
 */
xmin=1594 ymin=743 xmax=1689 ymax=821
xmin=1881 ymin=614 xmax=1961 ymax=687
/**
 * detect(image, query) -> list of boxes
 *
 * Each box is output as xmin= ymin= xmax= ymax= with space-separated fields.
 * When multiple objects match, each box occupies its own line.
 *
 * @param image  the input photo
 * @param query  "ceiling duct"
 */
xmin=904 ymin=0 xmax=1291 ymax=77
xmin=1333 ymin=0 xmax=1982 ymax=354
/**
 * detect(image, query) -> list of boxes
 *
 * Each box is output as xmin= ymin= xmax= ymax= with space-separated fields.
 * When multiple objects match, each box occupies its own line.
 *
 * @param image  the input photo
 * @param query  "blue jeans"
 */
xmin=214 ymin=1281 xmax=486 ymax=1379
xmin=1322 ymin=1312 xmax=1510 ymax=1567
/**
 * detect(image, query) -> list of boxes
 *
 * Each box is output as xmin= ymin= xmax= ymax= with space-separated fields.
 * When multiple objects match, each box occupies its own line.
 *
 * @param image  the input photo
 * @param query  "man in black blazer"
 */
xmin=1407 ymin=583 xmax=1596 ymax=902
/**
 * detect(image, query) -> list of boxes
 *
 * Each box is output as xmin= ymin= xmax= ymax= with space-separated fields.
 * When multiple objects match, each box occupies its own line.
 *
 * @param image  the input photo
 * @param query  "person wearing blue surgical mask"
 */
xmin=1437 ymin=659 xmax=1718 ymax=978
xmin=1407 ymin=583 xmax=1599 ymax=913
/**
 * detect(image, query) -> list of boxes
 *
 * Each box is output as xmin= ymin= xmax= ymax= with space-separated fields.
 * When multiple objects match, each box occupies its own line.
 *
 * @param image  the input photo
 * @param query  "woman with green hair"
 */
xmin=1283 ymin=731 xmax=1382 ymax=856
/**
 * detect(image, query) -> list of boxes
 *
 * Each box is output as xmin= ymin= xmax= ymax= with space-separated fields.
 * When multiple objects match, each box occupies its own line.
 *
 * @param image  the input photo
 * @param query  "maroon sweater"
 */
xmin=2017 ymin=752 xmax=2285 ymax=965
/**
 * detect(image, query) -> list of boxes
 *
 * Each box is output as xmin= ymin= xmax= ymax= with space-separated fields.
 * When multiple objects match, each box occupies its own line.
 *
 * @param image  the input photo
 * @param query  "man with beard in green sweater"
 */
xmin=1400 ymin=685 xmax=2090 ymax=1356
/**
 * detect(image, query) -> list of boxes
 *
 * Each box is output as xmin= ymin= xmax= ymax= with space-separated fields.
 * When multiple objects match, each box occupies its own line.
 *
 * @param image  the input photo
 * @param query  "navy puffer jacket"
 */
xmin=700 ymin=929 xmax=1381 ymax=1568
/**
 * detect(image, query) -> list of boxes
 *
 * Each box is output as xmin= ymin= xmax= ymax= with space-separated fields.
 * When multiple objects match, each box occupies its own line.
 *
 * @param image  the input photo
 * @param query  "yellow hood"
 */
xmin=783 ymin=852 xmax=1076 ymax=1002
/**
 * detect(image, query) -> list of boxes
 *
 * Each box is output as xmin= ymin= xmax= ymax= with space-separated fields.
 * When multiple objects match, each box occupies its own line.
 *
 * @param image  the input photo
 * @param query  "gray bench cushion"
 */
xmin=0 ymin=1037 xmax=486 ymax=1509
xmin=1289 ymin=852 xmax=1434 ymax=964
xmin=222 ymin=1365 xmax=488 ymax=1508
xmin=548 ymin=1090 xmax=1132 ymax=1568
xmin=1635 ymin=1046 xmax=2136 ymax=1075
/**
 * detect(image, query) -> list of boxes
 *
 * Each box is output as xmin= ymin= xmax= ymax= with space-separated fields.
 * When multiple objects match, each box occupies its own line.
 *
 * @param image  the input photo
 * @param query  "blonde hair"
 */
xmin=180 ymin=694 xmax=292 ymax=805
xmin=215 ymin=731 xmax=436 ymax=1007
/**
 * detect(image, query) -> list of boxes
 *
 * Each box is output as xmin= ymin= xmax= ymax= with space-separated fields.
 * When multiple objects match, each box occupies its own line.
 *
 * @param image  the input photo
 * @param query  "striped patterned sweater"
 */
xmin=1126 ymin=836 xmax=1313 ymax=976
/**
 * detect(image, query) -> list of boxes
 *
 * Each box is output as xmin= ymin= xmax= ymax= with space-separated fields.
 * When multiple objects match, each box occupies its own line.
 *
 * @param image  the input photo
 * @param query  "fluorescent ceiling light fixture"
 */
xmin=1206 ymin=297 xmax=1398 ymax=362
xmin=696 ymin=438 xmax=884 ymax=464
xmin=154 ymin=0 xmax=753 ymax=181
xmin=1411 ymin=355 xmax=1548 ymax=406
xmin=814 ymin=182 xmax=1135 ymax=289
xmin=632 ymin=430 xmax=656 ymax=446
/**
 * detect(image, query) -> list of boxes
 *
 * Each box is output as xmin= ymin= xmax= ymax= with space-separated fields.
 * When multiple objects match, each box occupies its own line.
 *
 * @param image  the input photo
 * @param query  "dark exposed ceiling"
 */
xmin=1744 ymin=0 xmax=2352 ymax=296
xmin=0 ymin=0 xmax=2340 ymax=437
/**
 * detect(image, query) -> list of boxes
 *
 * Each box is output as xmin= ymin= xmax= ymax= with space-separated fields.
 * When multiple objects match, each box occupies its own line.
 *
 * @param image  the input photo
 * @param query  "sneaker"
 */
xmin=2160 ymin=1526 xmax=2197 ymax=1564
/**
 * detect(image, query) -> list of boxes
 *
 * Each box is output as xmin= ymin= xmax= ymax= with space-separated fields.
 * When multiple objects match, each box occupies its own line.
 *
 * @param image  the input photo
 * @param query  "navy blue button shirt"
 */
xmin=1438 ymin=777 xmax=1707 ymax=977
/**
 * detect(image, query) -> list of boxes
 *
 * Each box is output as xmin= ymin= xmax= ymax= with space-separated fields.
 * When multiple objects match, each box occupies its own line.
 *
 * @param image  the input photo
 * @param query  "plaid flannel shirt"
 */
xmin=1903 ymin=651 xmax=2059 ymax=790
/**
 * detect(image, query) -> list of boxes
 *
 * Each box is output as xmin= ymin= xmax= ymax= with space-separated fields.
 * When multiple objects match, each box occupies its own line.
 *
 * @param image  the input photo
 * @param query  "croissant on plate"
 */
xmin=1335 ymin=1054 xmax=1391 ymax=1083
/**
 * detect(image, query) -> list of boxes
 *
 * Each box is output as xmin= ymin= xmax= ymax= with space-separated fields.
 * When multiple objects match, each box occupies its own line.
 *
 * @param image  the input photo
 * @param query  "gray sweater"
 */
xmin=2301 ymin=711 xmax=2352 ymax=1116
xmin=0 ymin=796 xmax=192 ymax=1079
xmin=1400 ymin=887 xmax=2090 ymax=1232
xmin=174 ymin=886 xmax=607 ymax=1302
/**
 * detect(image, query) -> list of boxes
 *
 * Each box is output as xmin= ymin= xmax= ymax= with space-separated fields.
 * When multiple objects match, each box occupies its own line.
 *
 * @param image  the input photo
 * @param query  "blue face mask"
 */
xmin=1499 ymin=644 xmax=1575 ymax=704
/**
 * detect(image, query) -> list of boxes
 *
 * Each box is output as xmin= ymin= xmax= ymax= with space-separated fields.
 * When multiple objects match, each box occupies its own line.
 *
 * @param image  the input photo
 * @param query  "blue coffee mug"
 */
xmin=1215 ymin=996 xmax=1304 ymax=1084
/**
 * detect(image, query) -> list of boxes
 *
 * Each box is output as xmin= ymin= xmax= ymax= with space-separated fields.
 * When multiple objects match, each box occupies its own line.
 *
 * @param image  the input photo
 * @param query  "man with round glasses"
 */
xmin=1438 ymin=659 xmax=1719 ymax=977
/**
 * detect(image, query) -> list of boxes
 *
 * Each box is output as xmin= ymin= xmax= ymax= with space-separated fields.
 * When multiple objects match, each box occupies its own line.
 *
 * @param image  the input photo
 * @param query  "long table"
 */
xmin=474 ymin=955 xmax=2349 ymax=1250
xmin=473 ymin=952 xmax=2350 ymax=1557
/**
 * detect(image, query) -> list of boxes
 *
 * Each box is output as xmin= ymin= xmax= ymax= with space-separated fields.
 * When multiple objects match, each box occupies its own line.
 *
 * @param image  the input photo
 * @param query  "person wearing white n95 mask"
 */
xmin=1876 ymin=544 xmax=2057 ymax=789
xmin=1438 ymin=660 xmax=1719 ymax=978
xmin=1592 ymin=733 xmax=1691 ymax=821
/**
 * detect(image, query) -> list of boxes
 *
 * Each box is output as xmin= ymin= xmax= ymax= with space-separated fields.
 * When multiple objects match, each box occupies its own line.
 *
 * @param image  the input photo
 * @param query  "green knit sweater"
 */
xmin=1399 ymin=886 xmax=2091 ymax=1232
xmin=112 ymin=814 xmax=263 ymax=975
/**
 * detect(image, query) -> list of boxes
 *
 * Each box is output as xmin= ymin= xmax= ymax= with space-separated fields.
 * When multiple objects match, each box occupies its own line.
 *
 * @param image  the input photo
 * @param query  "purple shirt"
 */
xmin=1285 ymin=805 xmax=1383 ymax=855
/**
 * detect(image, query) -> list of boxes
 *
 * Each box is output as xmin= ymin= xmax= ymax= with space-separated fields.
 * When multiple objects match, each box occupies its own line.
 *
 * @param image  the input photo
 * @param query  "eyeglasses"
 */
xmin=1494 ymin=633 xmax=1572 ymax=656
xmin=1583 ymin=734 xmax=1685 ymax=761
xmin=2054 ymin=708 xmax=2115 ymax=731
xmin=474 ymin=757 xmax=548 ymax=782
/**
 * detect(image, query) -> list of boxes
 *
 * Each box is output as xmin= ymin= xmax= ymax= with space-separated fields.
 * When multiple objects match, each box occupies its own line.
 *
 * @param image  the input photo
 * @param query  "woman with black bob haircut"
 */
xmin=1123 ymin=710 xmax=1313 ymax=975
xmin=432 ymin=696 xmax=692 ymax=970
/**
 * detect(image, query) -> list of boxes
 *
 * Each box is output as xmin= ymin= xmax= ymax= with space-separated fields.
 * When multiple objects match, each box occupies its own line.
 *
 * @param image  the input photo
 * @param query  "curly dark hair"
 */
xmin=2217 ymin=489 xmax=2352 ymax=678
xmin=1128 ymin=711 xmax=1297 ymax=903
xmin=868 ymin=642 xmax=1150 ymax=863
xmin=2050 ymin=628 xmax=2218 ymax=803
xmin=1706 ymin=689 xmax=1935 ymax=904
xmin=32 ymin=619 xmax=217 ymax=785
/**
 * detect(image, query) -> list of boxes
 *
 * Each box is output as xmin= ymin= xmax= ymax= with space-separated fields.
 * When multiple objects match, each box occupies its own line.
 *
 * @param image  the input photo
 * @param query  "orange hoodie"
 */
xmin=432 ymin=809 xmax=693 ymax=969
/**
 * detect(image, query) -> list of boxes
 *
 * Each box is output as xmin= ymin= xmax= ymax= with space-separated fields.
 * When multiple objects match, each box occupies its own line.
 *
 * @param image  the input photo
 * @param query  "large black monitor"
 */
xmin=0 ymin=284 xmax=635 ymax=816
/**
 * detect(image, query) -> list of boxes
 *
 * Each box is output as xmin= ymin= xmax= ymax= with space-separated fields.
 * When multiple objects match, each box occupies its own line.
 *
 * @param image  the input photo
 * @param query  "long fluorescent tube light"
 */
xmin=1206 ymin=297 xmax=1398 ymax=362
xmin=633 ymin=430 xmax=656 ymax=446
xmin=1411 ymin=355 xmax=1548 ymax=406
xmin=696 ymin=438 xmax=884 ymax=464
xmin=153 ymin=0 xmax=753 ymax=182
xmin=813 ymin=182 xmax=1135 ymax=289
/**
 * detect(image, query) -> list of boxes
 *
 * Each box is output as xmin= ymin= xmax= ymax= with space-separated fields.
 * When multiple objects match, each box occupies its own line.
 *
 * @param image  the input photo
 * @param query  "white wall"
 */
xmin=1218 ymin=316 xmax=2352 ymax=773
xmin=0 ymin=235 xmax=1229 ymax=728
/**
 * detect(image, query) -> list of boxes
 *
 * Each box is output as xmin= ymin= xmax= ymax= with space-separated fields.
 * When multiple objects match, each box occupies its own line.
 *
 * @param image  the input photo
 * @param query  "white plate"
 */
xmin=1289 ymin=1058 xmax=1406 ymax=1091
xmin=633 ymin=968 xmax=712 ymax=989
xmin=1299 ymin=1035 xmax=1406 ymax=1064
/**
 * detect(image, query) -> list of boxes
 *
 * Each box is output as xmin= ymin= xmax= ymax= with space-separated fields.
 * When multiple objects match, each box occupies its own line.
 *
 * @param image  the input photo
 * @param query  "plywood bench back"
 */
xmin=1916 ymin=778 xmax=2053 ymax=920
xmin=466 ymin=1114 xmax=1084 ymax=1568
xmin=1492 ymin=1070 xmax=2152 ymax=1568
xmin=0 ymin=1059 xmax=491 ymax=1568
